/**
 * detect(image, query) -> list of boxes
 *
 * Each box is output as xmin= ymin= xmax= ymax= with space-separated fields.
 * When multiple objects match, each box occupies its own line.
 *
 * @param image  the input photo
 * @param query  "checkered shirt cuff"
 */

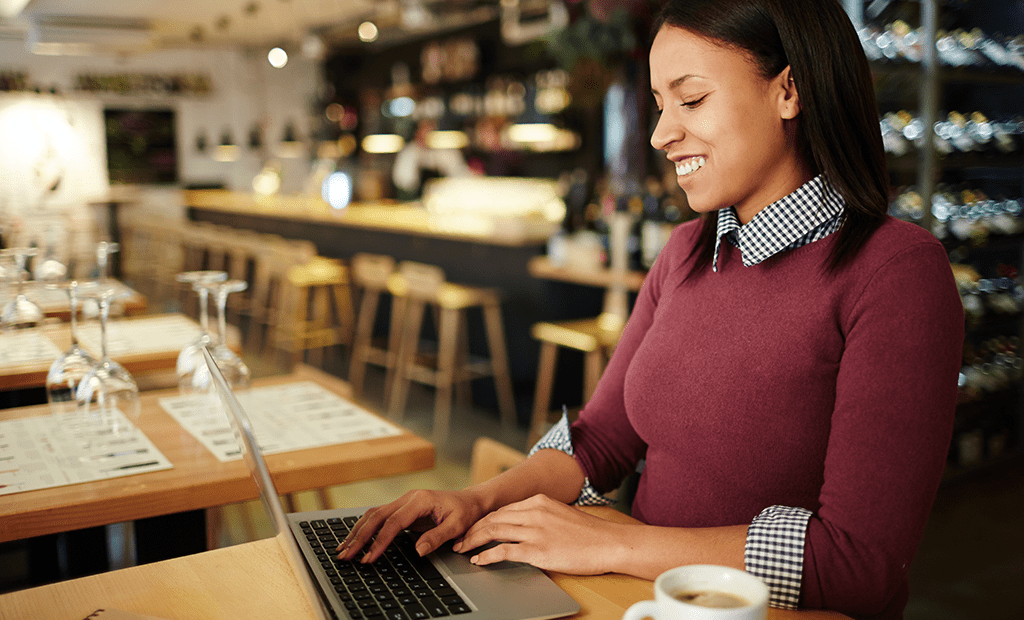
xmin=529 ymin=412 xmax=614 ymax=506
xmin=744 ymin=505 xmax=812 ymax=609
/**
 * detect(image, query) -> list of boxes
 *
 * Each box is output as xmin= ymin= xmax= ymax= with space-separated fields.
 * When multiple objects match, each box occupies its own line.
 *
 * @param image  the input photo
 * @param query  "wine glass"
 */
xmin=74 ymin=282 xmax=140 ymax=448
xmin=175 ymin=270 xmax=228 ymax=394
xmin=184 ymin=279 xmax=252 ymax=393
xmin=0 ymin=247 xmax=43 ymax=331
xmin=45 ymin=280 xmax=99 ymax=417
xmin=95 ymin=241 xmax=119 ymax=283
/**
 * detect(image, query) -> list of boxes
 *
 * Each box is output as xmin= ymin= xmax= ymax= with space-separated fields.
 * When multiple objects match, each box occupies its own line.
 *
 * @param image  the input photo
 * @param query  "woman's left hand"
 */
xmin=451 ymin=494 xmax=628 ymax=575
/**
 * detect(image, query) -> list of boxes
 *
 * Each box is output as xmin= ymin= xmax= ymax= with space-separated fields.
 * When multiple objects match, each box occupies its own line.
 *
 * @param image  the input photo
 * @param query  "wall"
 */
xmin=0 ymin=39 xmax=321 ymax=222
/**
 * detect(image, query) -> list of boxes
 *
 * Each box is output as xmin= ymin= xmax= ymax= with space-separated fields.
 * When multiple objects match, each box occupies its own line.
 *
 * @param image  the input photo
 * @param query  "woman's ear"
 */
xmin=776 ymin=65 xmax=801 ymax=120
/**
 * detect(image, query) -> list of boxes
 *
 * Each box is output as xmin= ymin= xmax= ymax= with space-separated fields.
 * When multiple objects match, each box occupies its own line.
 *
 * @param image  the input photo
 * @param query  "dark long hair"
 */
xmin=653 ymin=0 xmax=888 ymax=272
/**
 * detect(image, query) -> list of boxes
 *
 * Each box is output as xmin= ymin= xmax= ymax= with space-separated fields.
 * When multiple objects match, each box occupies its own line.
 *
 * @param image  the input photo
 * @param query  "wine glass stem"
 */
xmin=99 ymin=295 xmax=110 ymax=360
xmin=68 ymin=286 xmax=80 ymax=348
xmin=198 ymin=288 xmax=210 ymax=336
xmin=216 ymin=290 xmax=228 ymax=346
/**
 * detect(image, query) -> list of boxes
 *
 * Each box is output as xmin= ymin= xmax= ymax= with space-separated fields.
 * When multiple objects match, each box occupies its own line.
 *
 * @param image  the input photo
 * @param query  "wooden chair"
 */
xmin=274 ymin=256 xmax=355 ymax=367
xmin=527 ymin=313 xmax=624 ymax=446
xmin=470 ymin=437 xmax=526 ymax=485
xmin=244 ymin=237 xmax=317 ymax=353
xmin=387 ymin=260 xmax=517 ymax=445
xmin=348 ymin=253 xmax=401 ymax=405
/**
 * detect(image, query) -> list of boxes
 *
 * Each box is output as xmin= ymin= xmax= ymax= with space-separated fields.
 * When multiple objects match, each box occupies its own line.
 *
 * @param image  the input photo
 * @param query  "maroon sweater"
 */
xmin=570 ymin=216 xmax=963 ymax=618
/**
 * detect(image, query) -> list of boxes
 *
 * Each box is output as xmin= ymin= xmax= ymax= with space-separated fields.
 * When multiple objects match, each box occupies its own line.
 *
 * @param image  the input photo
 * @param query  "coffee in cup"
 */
xmin=621 ymin=565 xmax=768 ymax=620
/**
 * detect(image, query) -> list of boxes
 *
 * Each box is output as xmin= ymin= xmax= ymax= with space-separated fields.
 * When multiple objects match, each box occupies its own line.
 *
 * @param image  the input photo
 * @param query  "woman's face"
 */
xmin=650 ymin=26 xmax=811 ymax=224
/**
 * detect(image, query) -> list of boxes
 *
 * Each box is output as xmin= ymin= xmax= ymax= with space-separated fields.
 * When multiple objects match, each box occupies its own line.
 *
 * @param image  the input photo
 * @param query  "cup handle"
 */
xmin=622 ymin=600 xmax=658 ymax=620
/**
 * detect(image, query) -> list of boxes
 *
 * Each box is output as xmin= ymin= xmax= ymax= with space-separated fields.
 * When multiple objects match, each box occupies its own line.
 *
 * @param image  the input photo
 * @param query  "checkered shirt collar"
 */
xmin=712 ymin=175 xmax=845 ymax=272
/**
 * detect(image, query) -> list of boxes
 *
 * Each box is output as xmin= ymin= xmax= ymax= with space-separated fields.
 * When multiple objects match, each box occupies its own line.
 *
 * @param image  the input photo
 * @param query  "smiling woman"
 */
xmin=333 ymin=3 xmax=964 ymax=620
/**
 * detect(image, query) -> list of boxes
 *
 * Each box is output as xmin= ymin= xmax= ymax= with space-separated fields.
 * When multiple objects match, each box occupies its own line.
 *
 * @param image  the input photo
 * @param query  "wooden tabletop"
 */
xmin=0 ymin=365 xmax=435 ymax=543
xmin=0 ymin=506 xmax=850 ymax=620
xmin=0 ymin=313 xmax=239 ymax=391
xmin=528 ymin=256 xmax=647 ymax=292
xmin=20 ymin=279 xmax=148 ymax=321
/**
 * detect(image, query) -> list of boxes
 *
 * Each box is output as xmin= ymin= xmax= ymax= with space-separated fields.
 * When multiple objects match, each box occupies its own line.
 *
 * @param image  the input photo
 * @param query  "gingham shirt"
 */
xmin=532 ymin=175 xmax=845 ymax=609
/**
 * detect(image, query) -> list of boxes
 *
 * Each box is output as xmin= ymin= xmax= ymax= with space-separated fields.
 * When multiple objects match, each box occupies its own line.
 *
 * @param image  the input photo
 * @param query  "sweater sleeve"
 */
xmin=569 ymin=222 xmax=697 ymax=494
xmin=800 ymin=240 xmax=963 ymax=616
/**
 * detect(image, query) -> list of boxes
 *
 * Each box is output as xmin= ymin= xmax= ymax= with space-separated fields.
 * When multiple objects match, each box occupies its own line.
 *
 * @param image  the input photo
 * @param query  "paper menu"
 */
xmin=0 ymin=329 xmax=62 ymax=368
xmin=0 ymin=411 xmax=172 ymax=496
xmin=77 ymin=314 xmax=202 ymax=357
xmin=159 ymin=382 xmax=403 ymax=463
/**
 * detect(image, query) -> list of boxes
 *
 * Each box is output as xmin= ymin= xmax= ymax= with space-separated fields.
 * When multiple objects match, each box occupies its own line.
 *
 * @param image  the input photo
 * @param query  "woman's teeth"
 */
xmin=675 ymin=157 xmax=706 ymax=176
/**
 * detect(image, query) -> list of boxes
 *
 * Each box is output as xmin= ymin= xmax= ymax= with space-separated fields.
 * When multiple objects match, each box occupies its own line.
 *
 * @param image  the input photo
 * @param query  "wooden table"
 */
xmin=0 ymin=313 xmax=239 ymax=391
xmin=19 ymin=279 xmax=148 ymax=321
xmin=0 ymin=506 xmax=851 ymax=620
xmin=0 ymin=365 xmax=435 ymax=543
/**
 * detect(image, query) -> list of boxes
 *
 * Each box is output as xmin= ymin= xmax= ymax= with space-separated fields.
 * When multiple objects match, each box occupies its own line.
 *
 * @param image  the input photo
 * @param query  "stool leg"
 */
xmin=349 ymin=289 xmax=380 ymax=402
xmin=454 ymin=309 xmax=472 ymax=410
xmin=583 ymin=349 xmax=604 ymax=402
xmin=433 ymin=306 xmax=461 ymax=445
xmin=383 ymin=295 xmax=407 ymax=408
xmin=389 ymin=298 xmax=425 ymax=422
xmin=529 ymin=341 xmax=558 ymax=447
xmin=482 ymin=302 xmax=517 ymax=431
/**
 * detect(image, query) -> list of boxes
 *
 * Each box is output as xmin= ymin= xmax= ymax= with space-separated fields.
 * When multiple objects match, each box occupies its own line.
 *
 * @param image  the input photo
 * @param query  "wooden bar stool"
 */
xmin=348 ymin=253 xmax=402 ymax=405
xmin=387 ymin=260 xmax=517 ymax=444
xmin=274 ymin=256 xmax=355 ymax=367
xmin=527 ymin=313 xmax=625 ymax=446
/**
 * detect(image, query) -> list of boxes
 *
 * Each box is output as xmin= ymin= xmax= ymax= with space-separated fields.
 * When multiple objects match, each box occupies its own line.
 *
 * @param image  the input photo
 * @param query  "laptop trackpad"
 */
xmin=435 ymin=541 xmax=524 ymax=575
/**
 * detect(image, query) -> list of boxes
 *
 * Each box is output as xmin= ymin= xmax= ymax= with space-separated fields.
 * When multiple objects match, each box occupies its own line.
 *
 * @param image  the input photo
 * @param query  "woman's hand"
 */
xmin=452 ymin=494 xmax=628 ymax=575
xmin=336 ymin=489 xmax=487 ymax=563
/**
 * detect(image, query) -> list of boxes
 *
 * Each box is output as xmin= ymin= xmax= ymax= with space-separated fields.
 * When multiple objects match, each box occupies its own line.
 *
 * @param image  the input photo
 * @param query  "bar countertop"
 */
xmin=183 ymin=189 xmax=558 ymax=247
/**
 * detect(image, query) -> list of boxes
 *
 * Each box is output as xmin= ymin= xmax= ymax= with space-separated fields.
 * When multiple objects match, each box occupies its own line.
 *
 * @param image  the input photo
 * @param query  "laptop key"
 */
xmin=385 ymin=610 xmax=410 ymax=620
xmin=447 ymin=604 xmax=470 ymax=615
xmin=431 ymin=587 xmax=455 ymax=598
xmin=440 ymin=596 xmax=464 ymax=607
xmin=362 ymin=606 xmax=383 ymax=618
xmin=418 ymin=598 xmax=449 ymax=617
xmin=403 ymin=604 xmax=429 ymax=620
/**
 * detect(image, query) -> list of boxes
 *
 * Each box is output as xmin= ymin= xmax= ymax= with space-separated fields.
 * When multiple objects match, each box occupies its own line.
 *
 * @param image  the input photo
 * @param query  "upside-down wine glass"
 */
xmin=74 ymin=282 xmax=140 ymax=451
xmin=46 ymin=280 xmax=99 ymax=417
xmin=175 ymin=270 xmax=228 ymax=394
xmin=0 ymin=247 xmax=43 ymax=331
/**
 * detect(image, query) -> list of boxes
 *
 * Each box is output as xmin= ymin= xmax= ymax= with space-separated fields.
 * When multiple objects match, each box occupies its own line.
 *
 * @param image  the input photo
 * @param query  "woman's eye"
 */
xmin=681 ymin=95 xmax=708 ymax=109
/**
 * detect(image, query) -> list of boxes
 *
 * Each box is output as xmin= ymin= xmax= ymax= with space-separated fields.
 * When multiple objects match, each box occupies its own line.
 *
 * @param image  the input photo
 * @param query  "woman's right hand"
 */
xmin=336 ymin=488 xmax=488 ymax=563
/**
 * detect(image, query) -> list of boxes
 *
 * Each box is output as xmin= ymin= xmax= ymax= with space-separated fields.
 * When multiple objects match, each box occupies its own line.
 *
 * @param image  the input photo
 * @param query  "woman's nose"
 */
xmin=650 ymin=111 xmax=682 ymax=152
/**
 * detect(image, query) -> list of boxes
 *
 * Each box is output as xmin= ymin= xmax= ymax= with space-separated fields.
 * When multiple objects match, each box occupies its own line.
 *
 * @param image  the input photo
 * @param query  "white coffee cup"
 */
xmin=622 ymin=565 xmax=769 ymax=620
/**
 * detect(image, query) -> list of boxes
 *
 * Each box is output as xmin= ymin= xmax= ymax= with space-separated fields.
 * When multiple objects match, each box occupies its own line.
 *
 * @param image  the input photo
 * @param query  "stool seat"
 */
xmin=528 ymin=313 xmax=624 ymax=446
xmin=275 ymin=256 xmax=354 ymax=367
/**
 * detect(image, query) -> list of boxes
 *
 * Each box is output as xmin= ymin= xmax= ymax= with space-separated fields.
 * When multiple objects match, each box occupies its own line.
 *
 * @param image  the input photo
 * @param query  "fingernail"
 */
xmin=452 ymin=542 xmax=462 ymax=553
xmin=415 ymin=542 xmax=428 ymax=556
xmin=361 ymin=552 xmax=371 ymax=563
xmin=469 ymin=555 xmax=479 ymax=565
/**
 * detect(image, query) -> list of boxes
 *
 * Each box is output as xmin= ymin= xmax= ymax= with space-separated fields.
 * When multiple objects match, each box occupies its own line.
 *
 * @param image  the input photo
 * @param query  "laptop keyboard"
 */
xmin=299 ymin=516 xmax=472 ymax=620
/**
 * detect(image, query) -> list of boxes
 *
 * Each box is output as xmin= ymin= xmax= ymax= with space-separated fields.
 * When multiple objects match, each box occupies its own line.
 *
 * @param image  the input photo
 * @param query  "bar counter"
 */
xmin=185 ymin=190 xmax=607 ymax=418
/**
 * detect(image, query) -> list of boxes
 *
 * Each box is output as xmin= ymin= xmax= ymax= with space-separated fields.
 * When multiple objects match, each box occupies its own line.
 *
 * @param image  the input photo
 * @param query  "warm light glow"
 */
xmin=426 ymin=130 xmax=469 ymax=150
xmin=253 ymin=166 xmax=281 ymax=195
xmin=358 ymin=21 xmax=379 ymax=42
xmin=322 ymin=171 xmax=353 ymax=210
xmin=213 ymin=144 xmax=239 ymax=162
xmin=507 ymin=122 xmax=559 ymax=144
xmin=361 ymin=134 xmax=405 ymax=154
xmin=268 ymin=47 xmax=288 ymax=68
xmin=0 ymin=0 xmax=31 ymax=19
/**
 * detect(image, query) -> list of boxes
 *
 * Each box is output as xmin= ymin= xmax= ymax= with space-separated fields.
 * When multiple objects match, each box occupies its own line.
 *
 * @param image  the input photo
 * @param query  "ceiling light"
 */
xmin=268 ymin=47 xmax=288 ymax=68
xmin=361 ymin=134 xmax=404 ymax=154
xmin=358 ymin=21 xmax=378 ymax=43
xmin=0 ymin=0 xmax=30 ymax=19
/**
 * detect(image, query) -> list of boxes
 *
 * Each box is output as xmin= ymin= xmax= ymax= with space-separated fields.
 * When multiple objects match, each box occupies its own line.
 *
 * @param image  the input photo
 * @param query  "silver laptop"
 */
xmin=201 ymin=345 xmax=580 ymax=620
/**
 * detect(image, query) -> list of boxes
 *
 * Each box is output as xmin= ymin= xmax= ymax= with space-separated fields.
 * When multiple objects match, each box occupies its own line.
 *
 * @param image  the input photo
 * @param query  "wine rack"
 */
xmin=850 ymin=0 xmax=1024 ymax=481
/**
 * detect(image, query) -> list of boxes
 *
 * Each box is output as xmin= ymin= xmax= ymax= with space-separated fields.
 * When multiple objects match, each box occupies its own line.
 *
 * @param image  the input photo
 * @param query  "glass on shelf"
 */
xmin=175 ymin=270 xmax=229 ymax=394
xmin=95 ymin=241 xmax=119 ymax=283
xmin=0 ymin=247 xmax=43 ymax=331
xmin=73 ymin=281 xmax=140 ymax=450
